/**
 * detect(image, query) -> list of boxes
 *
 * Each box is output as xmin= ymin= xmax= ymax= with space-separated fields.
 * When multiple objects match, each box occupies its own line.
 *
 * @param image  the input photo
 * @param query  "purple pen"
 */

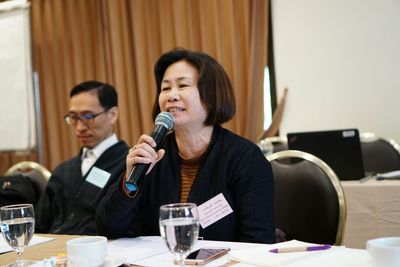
xmin=306 ymin=245 xmax=331 ymax=251
xmin=269 ymin=244 xmax=332 ymax=253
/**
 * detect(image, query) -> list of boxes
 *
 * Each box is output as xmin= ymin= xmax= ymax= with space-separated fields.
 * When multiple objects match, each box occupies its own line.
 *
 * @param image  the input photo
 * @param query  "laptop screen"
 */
xmin=287 ymin=129 xmax=365 ymax=180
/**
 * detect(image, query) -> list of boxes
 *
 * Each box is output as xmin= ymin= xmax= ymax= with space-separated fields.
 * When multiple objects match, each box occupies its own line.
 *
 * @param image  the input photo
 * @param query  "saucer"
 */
xmin=105 ymin=253 xmax=126 ymax=267
xmin=65 ymin=253 xmax=126 ymax=267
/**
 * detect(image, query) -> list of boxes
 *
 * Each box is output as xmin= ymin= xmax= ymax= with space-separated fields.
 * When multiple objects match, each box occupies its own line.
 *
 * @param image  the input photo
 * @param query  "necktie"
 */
xmin=81 ymin=150 xmax=95 ymax=176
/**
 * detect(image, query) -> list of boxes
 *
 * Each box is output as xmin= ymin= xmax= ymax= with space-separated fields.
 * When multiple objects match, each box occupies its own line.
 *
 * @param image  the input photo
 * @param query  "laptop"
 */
xmin=287 ymin=129 xmax=365 ymax=180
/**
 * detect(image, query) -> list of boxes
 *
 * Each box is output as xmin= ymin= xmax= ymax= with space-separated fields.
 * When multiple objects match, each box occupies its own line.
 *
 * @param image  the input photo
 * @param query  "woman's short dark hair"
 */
xmin=70 ymin=80 xmax=118 ymax=110
xmin=152 ymin=48 xmax=235 ymax=125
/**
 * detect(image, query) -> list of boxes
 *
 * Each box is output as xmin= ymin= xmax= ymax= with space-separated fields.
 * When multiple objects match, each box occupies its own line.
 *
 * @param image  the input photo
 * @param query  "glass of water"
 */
xmin=0 ymin=204 xmax=36 ymax=267
xmin=159 ymin=203 xmax=199 ymax=267
xmin=258 ymin=139 xmax=274 ymax=156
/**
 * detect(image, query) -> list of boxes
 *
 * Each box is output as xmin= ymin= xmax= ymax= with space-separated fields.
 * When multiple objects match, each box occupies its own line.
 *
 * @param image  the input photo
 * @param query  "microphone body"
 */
xmin=125 ymin=112 xmax=174 ymax=191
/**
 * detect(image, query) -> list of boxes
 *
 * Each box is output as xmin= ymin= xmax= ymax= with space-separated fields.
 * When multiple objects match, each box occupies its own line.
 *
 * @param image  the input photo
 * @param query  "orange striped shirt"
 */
xmin=180 ymin=153 xmax=205 ymax=202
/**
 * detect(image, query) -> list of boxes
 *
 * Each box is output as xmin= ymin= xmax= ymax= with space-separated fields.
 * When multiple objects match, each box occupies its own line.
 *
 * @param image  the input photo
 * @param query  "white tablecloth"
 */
xmin=342 ymin=179 xmax=400 ymax=248
xmin=108 ymin=237 xmax=371 ymax=267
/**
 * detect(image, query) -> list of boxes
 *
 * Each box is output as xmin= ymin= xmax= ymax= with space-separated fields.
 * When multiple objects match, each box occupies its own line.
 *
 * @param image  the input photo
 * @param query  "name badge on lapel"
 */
xmin=85 ymin=166 xmax=111 ymax=188
xmin=197 ymin=193 xmax=233 ymax=229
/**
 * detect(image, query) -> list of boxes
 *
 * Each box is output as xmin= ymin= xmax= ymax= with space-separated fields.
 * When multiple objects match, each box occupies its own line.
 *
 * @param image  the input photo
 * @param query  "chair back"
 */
xmin=5 ymin=161 xmax=51 ymax=196
xmin=267 ymin=150 xmax=346 ymax=245
xmin=360 ymin=133 xmax=400 ymax=174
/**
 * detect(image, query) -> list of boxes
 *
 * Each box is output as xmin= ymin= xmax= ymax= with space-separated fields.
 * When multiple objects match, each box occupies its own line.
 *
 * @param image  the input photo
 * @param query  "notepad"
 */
xmin=228 ymin=240 xmax=370 ymax=267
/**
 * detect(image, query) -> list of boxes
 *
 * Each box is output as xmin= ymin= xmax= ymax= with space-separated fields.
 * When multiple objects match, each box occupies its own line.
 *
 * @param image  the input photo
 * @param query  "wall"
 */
xmin=272 ymin=0 xmax=400 ymax=142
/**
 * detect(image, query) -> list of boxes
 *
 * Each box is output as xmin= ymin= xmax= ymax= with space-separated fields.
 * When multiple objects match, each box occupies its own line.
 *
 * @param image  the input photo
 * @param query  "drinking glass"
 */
xmin=258 ymin=139 xmax=274 ymax=156
xmin=0 ymin=204 xmax=36 ymax=267
xmin=159 ymin=203 xmax=199 ymax=267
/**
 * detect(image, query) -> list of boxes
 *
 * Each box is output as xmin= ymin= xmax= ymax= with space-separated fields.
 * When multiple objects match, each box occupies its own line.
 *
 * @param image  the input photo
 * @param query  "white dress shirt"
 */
xmin=81 ymin=134 xmax=118 ymax=176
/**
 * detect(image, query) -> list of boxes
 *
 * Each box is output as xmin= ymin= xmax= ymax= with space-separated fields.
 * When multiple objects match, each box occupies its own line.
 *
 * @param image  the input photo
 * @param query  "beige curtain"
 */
xmin=0 ymin=0 xmax=268 ymax=173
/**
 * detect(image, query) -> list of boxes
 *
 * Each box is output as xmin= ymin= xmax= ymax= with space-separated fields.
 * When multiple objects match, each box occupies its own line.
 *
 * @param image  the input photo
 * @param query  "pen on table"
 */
xmin=269 ymin=244 xmax=331 ymax=253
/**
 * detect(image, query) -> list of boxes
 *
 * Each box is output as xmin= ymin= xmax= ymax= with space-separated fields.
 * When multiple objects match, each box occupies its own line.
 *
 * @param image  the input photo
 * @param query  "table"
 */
xmin=0 ymin=235 xmax=372 ymax=267
xmin=0 ymin=234 xmax=80 ymax=266
xmin=342 ymin=179 xmax=400 ymax=248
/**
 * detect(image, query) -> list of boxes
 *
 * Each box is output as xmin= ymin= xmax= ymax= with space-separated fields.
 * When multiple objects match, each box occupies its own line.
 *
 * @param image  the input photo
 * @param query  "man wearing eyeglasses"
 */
xmin=35 ymin=80 xmax=129 ymax=235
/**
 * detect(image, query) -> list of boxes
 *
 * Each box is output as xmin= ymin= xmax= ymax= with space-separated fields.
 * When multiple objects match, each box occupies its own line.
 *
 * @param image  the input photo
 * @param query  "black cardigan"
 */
xmin=35 ymin=140 xmax=129 ymax=235
xmin=96 ymin=126 xmax=276 ymax=243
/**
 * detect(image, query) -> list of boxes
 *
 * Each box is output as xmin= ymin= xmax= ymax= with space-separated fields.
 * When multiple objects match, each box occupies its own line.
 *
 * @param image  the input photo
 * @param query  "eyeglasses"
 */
xmin=64 ymin=109 xmax=108 ymax=125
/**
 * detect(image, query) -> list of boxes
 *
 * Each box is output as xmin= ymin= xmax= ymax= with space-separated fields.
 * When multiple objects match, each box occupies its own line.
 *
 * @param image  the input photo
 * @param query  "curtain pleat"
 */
xmin=0 ymin=0 xmax=268 ymax=174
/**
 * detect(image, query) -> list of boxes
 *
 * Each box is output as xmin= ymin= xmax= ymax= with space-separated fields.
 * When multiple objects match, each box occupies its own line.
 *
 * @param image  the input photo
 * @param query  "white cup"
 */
xmin=67 ymin=236 xmax=108 ymax=267
xmin=366 ymin=237 xmax=400 ymax=267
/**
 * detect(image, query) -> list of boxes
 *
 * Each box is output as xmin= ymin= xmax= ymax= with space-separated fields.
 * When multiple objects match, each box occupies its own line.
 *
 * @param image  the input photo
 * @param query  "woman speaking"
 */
xmin=96 ymin=48 xmax=275 ymax=244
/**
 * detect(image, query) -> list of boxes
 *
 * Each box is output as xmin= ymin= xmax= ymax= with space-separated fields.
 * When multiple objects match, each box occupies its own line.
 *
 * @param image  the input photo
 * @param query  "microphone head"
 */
xmin=155 ymin=112 xmax=175 ymax=131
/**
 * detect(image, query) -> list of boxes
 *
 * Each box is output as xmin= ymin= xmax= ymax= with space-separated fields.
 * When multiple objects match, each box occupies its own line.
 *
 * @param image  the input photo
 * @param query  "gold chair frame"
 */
xmin=267 ymin=150 xmax=347 ymax=245
xmin=5 ymin=161 xmax=51 ymax=181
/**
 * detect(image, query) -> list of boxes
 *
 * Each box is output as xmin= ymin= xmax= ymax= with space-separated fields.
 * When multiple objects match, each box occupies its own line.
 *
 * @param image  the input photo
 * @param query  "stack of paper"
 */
xmin=107 ymin=236 xmax=169 ymax=264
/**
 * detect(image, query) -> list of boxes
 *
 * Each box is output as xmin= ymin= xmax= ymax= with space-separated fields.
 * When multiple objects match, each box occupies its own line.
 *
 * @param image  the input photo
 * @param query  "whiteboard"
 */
xmin=272 ymin=0 xmax=400 ymax=143
xmin=0 ymin=2 xmax=36 ymax=151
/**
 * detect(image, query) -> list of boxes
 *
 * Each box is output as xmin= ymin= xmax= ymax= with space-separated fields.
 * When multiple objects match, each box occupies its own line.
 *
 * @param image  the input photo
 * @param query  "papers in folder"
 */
xmin=228 ymin=240 xmax=371 ymax=267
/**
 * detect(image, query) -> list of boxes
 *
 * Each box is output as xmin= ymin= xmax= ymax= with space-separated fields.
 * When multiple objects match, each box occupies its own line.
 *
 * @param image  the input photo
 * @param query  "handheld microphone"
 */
xmin=125 ymin=112 xmax=175 ymax=191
